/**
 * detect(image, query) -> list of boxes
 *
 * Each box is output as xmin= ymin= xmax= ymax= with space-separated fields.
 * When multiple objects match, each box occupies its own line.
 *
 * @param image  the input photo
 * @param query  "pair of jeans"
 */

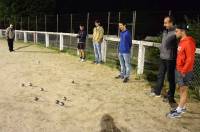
xmin=93 ymin=43 xmax=102 ymax=63
xmin=118 ymin=53 xmax=131 ymax=78
xmin=7 ymin=39 xmax=14 ymax=51
xmin=154 ymin=59 xmax=176 ymax=100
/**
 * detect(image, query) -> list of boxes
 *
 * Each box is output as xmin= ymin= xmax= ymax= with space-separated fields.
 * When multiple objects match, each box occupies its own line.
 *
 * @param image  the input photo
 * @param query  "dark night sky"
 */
xmin=56 ymin=0 xmax=200 ymax=13
xmin=54 ymin=0 xmax=200 ymax=38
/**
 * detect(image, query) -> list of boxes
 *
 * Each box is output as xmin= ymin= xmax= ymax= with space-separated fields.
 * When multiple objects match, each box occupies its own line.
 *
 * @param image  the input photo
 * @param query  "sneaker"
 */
xmin=115 ymin=75 xmax=124 ymax=79
xmin=123 ymin=77 xmax=129 ymax=83
xmin=81 ymin=59 xmax=85 ymax=62
xmin=99 ymin=61 xmax=104 ymax=64
xmin=181 ymin=108 xmax=187 ymax=114
xmin=166 ymin=110 xmax=182 ymax=118
xmin=149 ymin=92 xmax=161 ymax=97
xmin=97 ymin=61 xmax=103 ymax=65
xmin=171 ymin=107 xmax=187 ymax=114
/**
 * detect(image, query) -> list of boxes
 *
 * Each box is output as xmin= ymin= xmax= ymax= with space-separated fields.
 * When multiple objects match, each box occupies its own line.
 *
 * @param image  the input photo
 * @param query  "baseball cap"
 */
xmin=175 ymin=23 xmax=190 ymax=30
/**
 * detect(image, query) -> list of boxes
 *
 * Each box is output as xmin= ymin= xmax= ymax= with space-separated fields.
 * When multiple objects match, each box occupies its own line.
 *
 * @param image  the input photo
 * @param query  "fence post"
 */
xmin=45 ymin=15 xmax=47 ymax=31
xmin=14 ymin=16 xmax=16 ymax=30
xmin=86 ymin=12 xmax=90 ymax=35
xmin=24 ymin=31 xmax=27 ymax=43
xmin=28 ymin=16 xmax=30 ymax=31
xmin=36 ymin=32 xmax=38 ymax=43
xmin=107 ymin=12 xmax=110 ymax=35
xmin=59 ymin=33 xmax=64 ymax=51
xmin=70 ymin=14 xmax=73 ymax=46
xmin=168 ymin=10 xmax=172 ymax=16
xmin=15 ymin=30 xmax=17 ymax=41
xmin=4 ymin=16 xmax=6 ymax=29
xmin=57 ymin=14 xmax=59 ymax=32
xmin=132 ymin=11 xmax=136 ymax=40
xmin=0 ymin=29 xmax=2 ymax=38
xmin=20 ymin=17 xmax=22 ymax=30
xmin=45 ymin=33 xmax=49 ymax=47
xmin=36 ymin=16 xmax=38 ymax=31
xmin=137 ymin=41 xmax=145 ymax=74
xmin=101 ymin=38 xmax=107 ymax=62
xmin=131 ymin=11 xmax=137 ymax=59
xmin=34 ymin=31 xmax=38 ymax=44
xmin=118 ymin=12 xmax=121 ymax=37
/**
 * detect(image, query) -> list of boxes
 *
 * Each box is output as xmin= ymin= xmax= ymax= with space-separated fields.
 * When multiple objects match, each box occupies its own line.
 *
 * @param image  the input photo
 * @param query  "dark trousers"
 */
xmin=155 ymin=59 xmax=176 ymax=100
xmin=7 ymin=39 xmax=14 ymax=51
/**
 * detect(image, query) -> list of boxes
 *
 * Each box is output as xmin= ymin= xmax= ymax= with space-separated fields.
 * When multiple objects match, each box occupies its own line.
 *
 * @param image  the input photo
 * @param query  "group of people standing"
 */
xmin=149 ymin=16 xmax=196 ymax=118
xmin=76 ymin=17 xmax=197 ymax=118
xmin=5 ymin=16 xmax=196 ymax=118
xmin=76 ymin=20 xmax=132 ymax=83
xmin=5 ymin=20 xmax=132 ymax=84
xmin=76 ymin=20 xmax=105 ymax=63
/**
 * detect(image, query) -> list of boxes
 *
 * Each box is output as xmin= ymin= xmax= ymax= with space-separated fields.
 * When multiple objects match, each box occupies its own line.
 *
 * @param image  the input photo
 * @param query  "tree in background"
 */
xmin=184 ymin=15 xmax=200 ymax=48
xmin=0 ymin=0 xmax=56 ymax=25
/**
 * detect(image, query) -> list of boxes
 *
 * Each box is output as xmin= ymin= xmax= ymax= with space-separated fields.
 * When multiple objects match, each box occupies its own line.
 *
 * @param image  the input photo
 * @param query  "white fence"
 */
xmin=0 ymin=29 xmax=200 ymax=75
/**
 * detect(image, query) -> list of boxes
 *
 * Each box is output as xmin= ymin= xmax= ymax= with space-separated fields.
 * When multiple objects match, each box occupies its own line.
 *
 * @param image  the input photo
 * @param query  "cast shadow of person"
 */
xmin=14 ymin=44 xmax=32 ymax=50
xmin=100 ymin=114 xmax=121 ymax=132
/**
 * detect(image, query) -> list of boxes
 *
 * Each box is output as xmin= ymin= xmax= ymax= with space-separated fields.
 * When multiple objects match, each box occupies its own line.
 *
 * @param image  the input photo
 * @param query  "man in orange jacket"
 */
xmin=167 ymin=24 xmax=196 ymax=118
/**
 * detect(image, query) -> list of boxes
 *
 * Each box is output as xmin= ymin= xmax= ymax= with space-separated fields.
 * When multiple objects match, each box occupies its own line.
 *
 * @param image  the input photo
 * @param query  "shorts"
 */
xmin=77 ymin=43 xmax=86 ymax=50
xmin=176 ymin=70 xmax=193 ymax=87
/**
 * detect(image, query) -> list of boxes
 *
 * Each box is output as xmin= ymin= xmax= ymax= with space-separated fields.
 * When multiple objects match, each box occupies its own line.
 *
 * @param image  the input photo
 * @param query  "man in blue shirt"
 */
xmin=115 ymin=22 xmax=132 ymax=83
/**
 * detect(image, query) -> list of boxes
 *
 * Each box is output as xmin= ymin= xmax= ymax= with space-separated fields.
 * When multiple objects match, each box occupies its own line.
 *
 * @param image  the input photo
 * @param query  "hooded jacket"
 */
xmin=176 ymin=36 xmax=196 ymax=74
xmin=119 ymin=29 xmax=132 ymax=54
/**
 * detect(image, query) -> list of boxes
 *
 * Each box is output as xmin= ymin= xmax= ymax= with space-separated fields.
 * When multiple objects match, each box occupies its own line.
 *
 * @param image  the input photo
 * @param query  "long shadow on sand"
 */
xmin=15 ymin=50 xmax=59 ymax=54
xmin=14 ymin=44 xmax=33 ymax=50
xmin=182 ymin=116 xmax=200 ymax=119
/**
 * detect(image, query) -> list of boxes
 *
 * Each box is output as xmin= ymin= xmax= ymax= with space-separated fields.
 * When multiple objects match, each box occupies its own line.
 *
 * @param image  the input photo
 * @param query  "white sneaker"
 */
xmin=166 ymin=110 xmax=182 ymax=118
xmin=148 ymin=92 xmax=161 ymax=97
xmin=181 ymin=108 xmax=187 ymax=114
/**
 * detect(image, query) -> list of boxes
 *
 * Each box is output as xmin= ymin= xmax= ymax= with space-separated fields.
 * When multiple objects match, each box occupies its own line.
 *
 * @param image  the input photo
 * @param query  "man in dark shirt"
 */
xmin=77 ymin=24 xmax=87 ymax=62
xmin=149 ymin=16 xmax=177 ymax=104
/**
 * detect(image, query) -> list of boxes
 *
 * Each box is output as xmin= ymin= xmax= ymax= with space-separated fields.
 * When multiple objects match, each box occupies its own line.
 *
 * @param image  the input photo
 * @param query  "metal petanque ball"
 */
xmin=56 ymin=100 xmax=60 ymax=104
xmin=40 ymin=88 xmax=44 ymax=91
xmin=34 ymin=97 xmax=39 ymax=101
xmin=28 ymin=82 xmax=33 ymax=86
xmin=21 ymin=83 xmax=25 ymax=87
xmin=63 ymin=97 xmax=67 ymax=101
xmin=60 ymin=102 xmax=64 ymax=106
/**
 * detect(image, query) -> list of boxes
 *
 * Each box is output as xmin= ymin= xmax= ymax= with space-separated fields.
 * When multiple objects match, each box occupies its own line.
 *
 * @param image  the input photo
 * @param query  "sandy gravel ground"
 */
xmin=0 ymin=39 xmax=200 ymax=132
